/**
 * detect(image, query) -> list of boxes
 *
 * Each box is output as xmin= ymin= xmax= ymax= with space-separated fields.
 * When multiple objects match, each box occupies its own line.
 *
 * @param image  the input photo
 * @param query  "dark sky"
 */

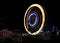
xmin=0 ymin=0 xmax=60 ymax=31
xmin=9 ymin=0 xmax=60 ymax=30
xmin=0 ymin=0 xmax=60 ymax=42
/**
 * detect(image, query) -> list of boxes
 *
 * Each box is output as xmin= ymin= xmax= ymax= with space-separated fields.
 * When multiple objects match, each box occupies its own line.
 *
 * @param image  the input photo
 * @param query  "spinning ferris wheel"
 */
xmin=24 ymin=4 xmax=45 ymax=35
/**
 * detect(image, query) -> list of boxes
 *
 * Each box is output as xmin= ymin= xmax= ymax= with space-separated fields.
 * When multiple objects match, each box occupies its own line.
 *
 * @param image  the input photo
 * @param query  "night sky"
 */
xmin=7 ymin=0 xmax=60 ymax=32
xmin=0 ymin=0 xmax=60 ymax=42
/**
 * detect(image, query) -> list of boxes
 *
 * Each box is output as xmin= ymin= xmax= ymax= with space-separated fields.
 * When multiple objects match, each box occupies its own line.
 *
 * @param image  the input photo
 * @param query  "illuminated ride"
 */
xmin=24 ymin=4 xmax=45 ymax=35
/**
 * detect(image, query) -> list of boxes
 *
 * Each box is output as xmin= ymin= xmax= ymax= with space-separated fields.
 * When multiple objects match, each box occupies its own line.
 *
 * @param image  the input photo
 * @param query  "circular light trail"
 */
xmin=28 ymin=12 xmax=38 ymax=27
xmin=24 ymin=4 xmax=45 ymax=35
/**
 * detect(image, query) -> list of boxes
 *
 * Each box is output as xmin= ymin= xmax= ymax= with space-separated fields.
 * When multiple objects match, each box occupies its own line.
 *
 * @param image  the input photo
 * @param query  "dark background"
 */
xmin=0 ymin=0 xmax=60 ymax=42
xmin=8 ymin=0 xmax=60 ymax=32
xmin=0 ymin=0 xmax=59 ymax=32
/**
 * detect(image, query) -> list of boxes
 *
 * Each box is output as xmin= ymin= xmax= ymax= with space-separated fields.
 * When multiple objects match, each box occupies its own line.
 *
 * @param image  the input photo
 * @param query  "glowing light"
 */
xmin=28 ymin=12 xmax=38 ymax=27
xmin=24 ymin=4 xmax=45 ymax=35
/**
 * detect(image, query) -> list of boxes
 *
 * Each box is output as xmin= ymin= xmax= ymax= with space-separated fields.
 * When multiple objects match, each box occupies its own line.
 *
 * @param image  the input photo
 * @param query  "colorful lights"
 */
xmin=24 ymin=4 xmax=45 ymax=35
